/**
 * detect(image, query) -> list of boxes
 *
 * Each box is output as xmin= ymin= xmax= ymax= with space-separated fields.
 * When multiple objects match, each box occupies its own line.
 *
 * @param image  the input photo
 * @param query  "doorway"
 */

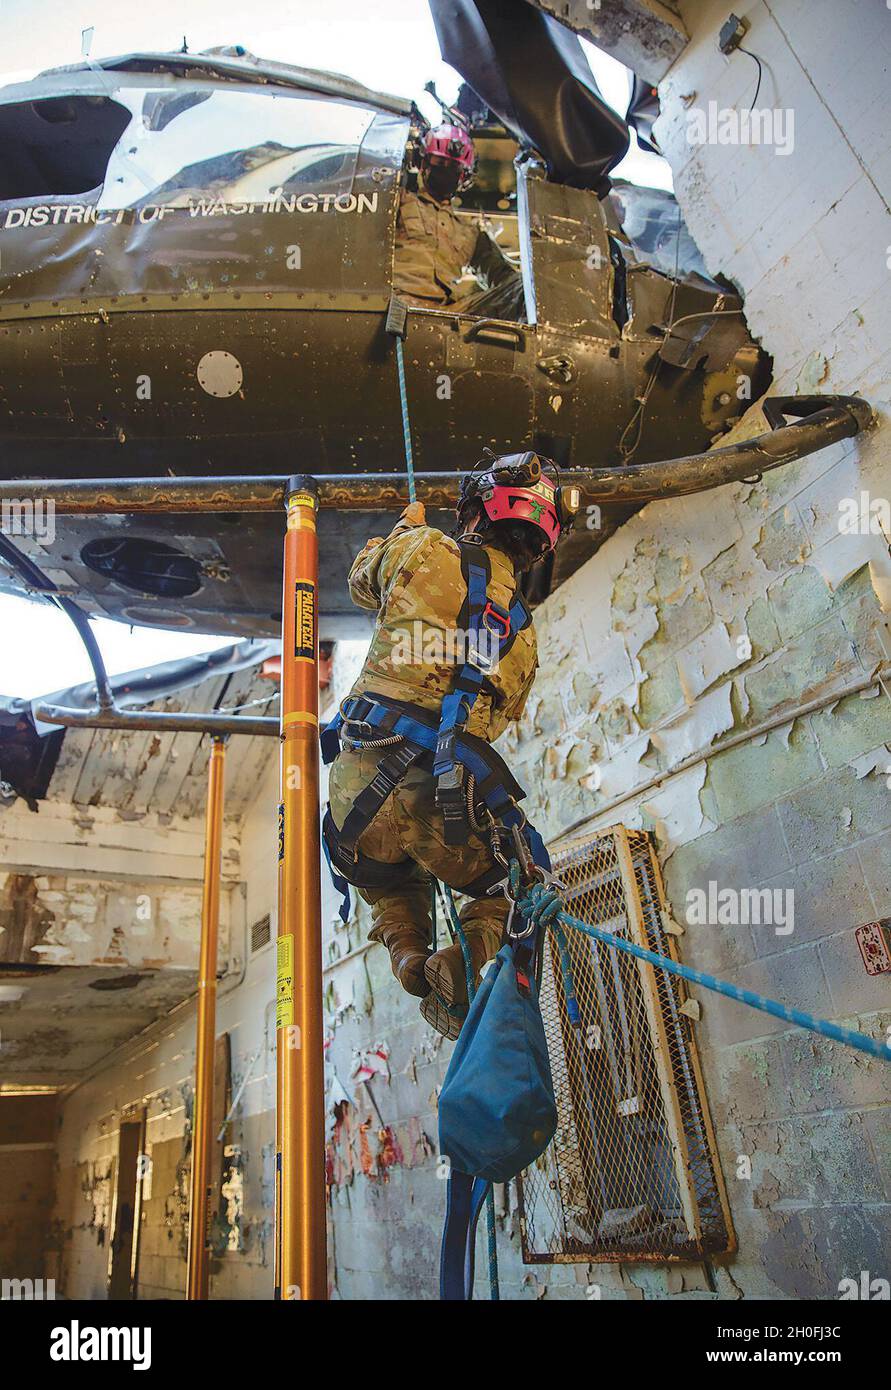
xmin=108 ymin=1112 xmax=146 ymax=1300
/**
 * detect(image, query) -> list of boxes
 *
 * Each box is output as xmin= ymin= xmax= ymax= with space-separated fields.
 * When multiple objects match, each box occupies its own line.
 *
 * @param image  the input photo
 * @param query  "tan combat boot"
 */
xmin=419 ymin=919 xmax=503 ymax=1038
xmin=374 ymin=922 xmax=431 ymax=998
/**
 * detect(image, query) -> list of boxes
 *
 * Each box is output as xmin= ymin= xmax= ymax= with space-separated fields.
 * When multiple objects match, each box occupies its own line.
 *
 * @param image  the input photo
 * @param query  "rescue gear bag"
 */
xmin=439 ymin=941 xmax=556 ymax=1180
xmin=438 ymin=939 xmax=557 ymax=1298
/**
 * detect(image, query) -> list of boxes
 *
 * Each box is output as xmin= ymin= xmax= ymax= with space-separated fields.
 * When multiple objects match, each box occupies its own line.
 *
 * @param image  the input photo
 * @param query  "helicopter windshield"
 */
xmin=0 ymin=76 xmax=408 ymax=308
xmin=100 ymin=86 xmax=376 ymax=210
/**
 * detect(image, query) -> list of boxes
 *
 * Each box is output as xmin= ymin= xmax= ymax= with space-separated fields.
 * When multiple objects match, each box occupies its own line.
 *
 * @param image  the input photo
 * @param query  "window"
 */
xmin=517 ymin=826 xmax=734 ymax=1263
xmin=100 ymin=86 xmax=374 ymax=211
xmin=0 ymin=96 xmax=130 ymax=200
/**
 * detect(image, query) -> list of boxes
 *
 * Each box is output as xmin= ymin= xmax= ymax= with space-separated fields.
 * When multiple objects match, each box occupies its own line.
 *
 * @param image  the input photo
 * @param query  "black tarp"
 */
xmin=428 ymin=0 xmax=629 ymax=190
xmin=627 ymin=74 xmax=661 ymax=154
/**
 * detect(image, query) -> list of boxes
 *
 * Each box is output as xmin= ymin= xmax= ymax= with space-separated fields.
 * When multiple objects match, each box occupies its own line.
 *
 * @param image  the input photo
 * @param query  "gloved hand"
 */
xmin=401 ymin=501 xmax=426 ymax=526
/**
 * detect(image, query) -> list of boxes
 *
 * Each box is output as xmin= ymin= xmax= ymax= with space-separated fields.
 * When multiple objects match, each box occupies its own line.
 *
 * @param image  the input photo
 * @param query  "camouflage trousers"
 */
xmin=327 ymin=747 xmax=510 ymax=946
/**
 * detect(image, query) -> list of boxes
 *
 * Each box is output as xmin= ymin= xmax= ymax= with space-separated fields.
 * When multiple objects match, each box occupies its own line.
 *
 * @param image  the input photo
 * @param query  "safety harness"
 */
xmin=320 ymin=538 xmax=550 ymax=919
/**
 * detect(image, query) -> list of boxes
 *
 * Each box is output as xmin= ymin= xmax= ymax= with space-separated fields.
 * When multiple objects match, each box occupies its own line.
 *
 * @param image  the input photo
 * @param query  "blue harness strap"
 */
xmin=321 ymin=825 xmax=352 ymax=924
xmin=320 ymin=693 xmax=550 ymax=917
xmin=433 ymin=544 xmax=531 ymax=780
xmin=328 ymin=695 xmax=548 ymax=857
xmin=318 ymin=542 xmax=538 ymax=914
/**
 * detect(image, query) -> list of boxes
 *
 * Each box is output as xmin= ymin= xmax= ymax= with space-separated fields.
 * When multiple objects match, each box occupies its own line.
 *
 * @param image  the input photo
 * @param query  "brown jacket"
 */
xmin=393 ymin=189 xmax=514 ymax=307
xmin=347 ymin=505 xmax=537 ymax=741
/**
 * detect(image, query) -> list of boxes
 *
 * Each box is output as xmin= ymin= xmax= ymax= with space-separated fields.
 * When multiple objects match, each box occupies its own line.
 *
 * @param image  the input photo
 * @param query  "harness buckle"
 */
xmin=466 ymin=602 xmax=510 ymax=674
xmin=481 ymin=600 xmax=511 ymax=639
xmin=465 ymin=638 xmax=496 ymax=675
xmin=435 ymin=765 xmax=470 ymax=845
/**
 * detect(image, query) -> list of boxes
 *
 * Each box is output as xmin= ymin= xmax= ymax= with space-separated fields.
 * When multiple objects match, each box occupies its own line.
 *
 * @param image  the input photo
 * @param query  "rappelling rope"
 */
xmin=442 ymin=884 xmax=500 ymax=1301
xmin=393 ymin=311 xmax=497 ymax=1297
xmin=510 ymin=865 xmax=891 ymax=1063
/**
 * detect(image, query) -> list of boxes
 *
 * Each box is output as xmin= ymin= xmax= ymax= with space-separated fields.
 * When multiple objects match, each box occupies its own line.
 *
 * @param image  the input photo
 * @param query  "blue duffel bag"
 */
xmin=438 ymin=940 xmax=558 ymax=1299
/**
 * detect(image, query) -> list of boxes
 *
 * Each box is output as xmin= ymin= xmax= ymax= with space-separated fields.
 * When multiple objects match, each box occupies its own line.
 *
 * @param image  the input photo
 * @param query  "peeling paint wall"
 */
xmin=0 ymin=871 xmax=229 ymax=971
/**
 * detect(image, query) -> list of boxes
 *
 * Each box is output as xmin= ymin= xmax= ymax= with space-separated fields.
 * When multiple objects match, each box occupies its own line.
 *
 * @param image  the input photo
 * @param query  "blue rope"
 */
xmin=394 ymin=336 xmax=416 ymax=504
xmin=443 ymin=884 xmax=500 ymax=1301
xmin=513 ymin=872 xmax=891 ymax=1063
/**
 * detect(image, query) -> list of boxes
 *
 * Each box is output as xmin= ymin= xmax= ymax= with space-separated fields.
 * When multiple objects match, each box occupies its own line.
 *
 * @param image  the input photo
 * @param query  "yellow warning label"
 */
xmin=276 ymin=934 xmax=294 ymax=1029
xmin=294 ymin=581 xmax=316 ymax=661
xmin=287 ymin=495 xmax=317 ymax=529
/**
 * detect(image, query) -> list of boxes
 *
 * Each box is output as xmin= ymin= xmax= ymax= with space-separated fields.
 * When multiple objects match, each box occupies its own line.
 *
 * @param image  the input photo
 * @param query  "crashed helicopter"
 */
xmin=0 ymin=31 xmax=870 ymax=641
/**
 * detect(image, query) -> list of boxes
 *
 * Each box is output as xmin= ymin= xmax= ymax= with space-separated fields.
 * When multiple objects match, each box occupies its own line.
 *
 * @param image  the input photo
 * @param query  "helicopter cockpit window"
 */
xmin=0 ymin=80 xmax=406 ymax=307
xmin=99 ymin=87 xmax=375 ymax=210
xmin=392 ymin=122 xmax=529 ymax=324
xmin=0 ymin=95 xmax=130 ymax=200
xmin=608 ymin=181 xmax=714 ymax=287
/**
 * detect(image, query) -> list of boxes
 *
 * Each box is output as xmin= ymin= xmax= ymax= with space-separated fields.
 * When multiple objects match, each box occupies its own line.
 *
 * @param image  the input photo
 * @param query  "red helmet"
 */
xmin=458 ymin=452 xmax=580 ymax=554
xmin=422 ymin=123 xmax=475 ymax=189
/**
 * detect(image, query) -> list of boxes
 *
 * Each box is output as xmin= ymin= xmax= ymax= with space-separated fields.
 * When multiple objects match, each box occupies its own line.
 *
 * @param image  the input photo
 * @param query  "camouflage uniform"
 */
xmin=328 ymin=503 xmax=537 ymax=959
xmin=393 ymin=188 xmax=518 ymax=310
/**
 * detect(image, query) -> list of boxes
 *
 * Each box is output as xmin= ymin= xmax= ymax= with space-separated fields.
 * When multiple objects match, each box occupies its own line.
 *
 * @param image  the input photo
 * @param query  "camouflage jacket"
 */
xmin=347 ymin=505 xmax=538 ymax=741
xmin=393 ymin=189 xmax=514 ymax=307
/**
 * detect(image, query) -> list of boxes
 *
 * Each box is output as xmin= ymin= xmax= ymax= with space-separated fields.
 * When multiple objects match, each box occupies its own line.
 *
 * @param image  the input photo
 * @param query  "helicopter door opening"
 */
xmin=0 ymin=96 xmax=130 ymax=200
xmin=391 ymin=120 xmax=531 ymax=326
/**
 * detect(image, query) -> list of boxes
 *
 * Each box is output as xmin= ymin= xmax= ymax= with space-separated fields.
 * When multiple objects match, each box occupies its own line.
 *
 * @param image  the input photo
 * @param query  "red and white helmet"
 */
xmin=422 ymin=123 xmax=476 ymax=189
xmin=458 ymin=452 xmax=580 ymax=554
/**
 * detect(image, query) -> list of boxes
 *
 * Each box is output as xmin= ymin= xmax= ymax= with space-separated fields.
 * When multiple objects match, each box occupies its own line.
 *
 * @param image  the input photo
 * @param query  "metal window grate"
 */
xmin=250 ymin=914 xmax=271 ymax=954
xmin=517 ymin=825 xmax=735 ymax=1264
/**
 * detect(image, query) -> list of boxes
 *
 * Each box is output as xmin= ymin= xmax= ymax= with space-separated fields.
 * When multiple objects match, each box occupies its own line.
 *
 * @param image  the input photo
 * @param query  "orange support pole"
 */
xmin=186 ymin=734 xmax=227 ymax=1300
xmin=275 ymin=476 xmax=326 ymax=1300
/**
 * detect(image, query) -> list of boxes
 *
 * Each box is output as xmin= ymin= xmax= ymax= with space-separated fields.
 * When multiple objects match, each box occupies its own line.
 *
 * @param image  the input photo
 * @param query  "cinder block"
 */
xmin=707 ymin=721 xmax=824 ymax=823
xmin=638 ymin=589 xmax=715 ymax=675
xmin=637 ymin=658 xmax=686 ymax=726
xmin=781 ymin=1015 xmax=891 ymax=1114
xmin=809 ymin=688 xmax=891 ymax=771
xmin=749 ymin=845 xmax=873 ymax=956
xmin=857 ymin=832 xmax=891 ymax=919
xmin=712 ymin=1035 xmax=789 ymax=1127
xmin=663 ymin=804 xmax=792 ymax=965
xmin=817 ymin=929 xmax=891 ymax=1017
xmin=863 ymin=1107 xmax=891 ymax=1203
xmin=739 ymin=1111 xmax=884 ymax=1207
xmin=709 ymin=943 xmax=831 ymax=1047
xmin=777 ymin=764 xmax=891 ymax=861
xmin=758 ymin=1204 xmax=890 ymax=1299
xmin=768 ymin=566 xmax=834 ymax=641
xmin=742 ymin=616 xmax=852 ymax=722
